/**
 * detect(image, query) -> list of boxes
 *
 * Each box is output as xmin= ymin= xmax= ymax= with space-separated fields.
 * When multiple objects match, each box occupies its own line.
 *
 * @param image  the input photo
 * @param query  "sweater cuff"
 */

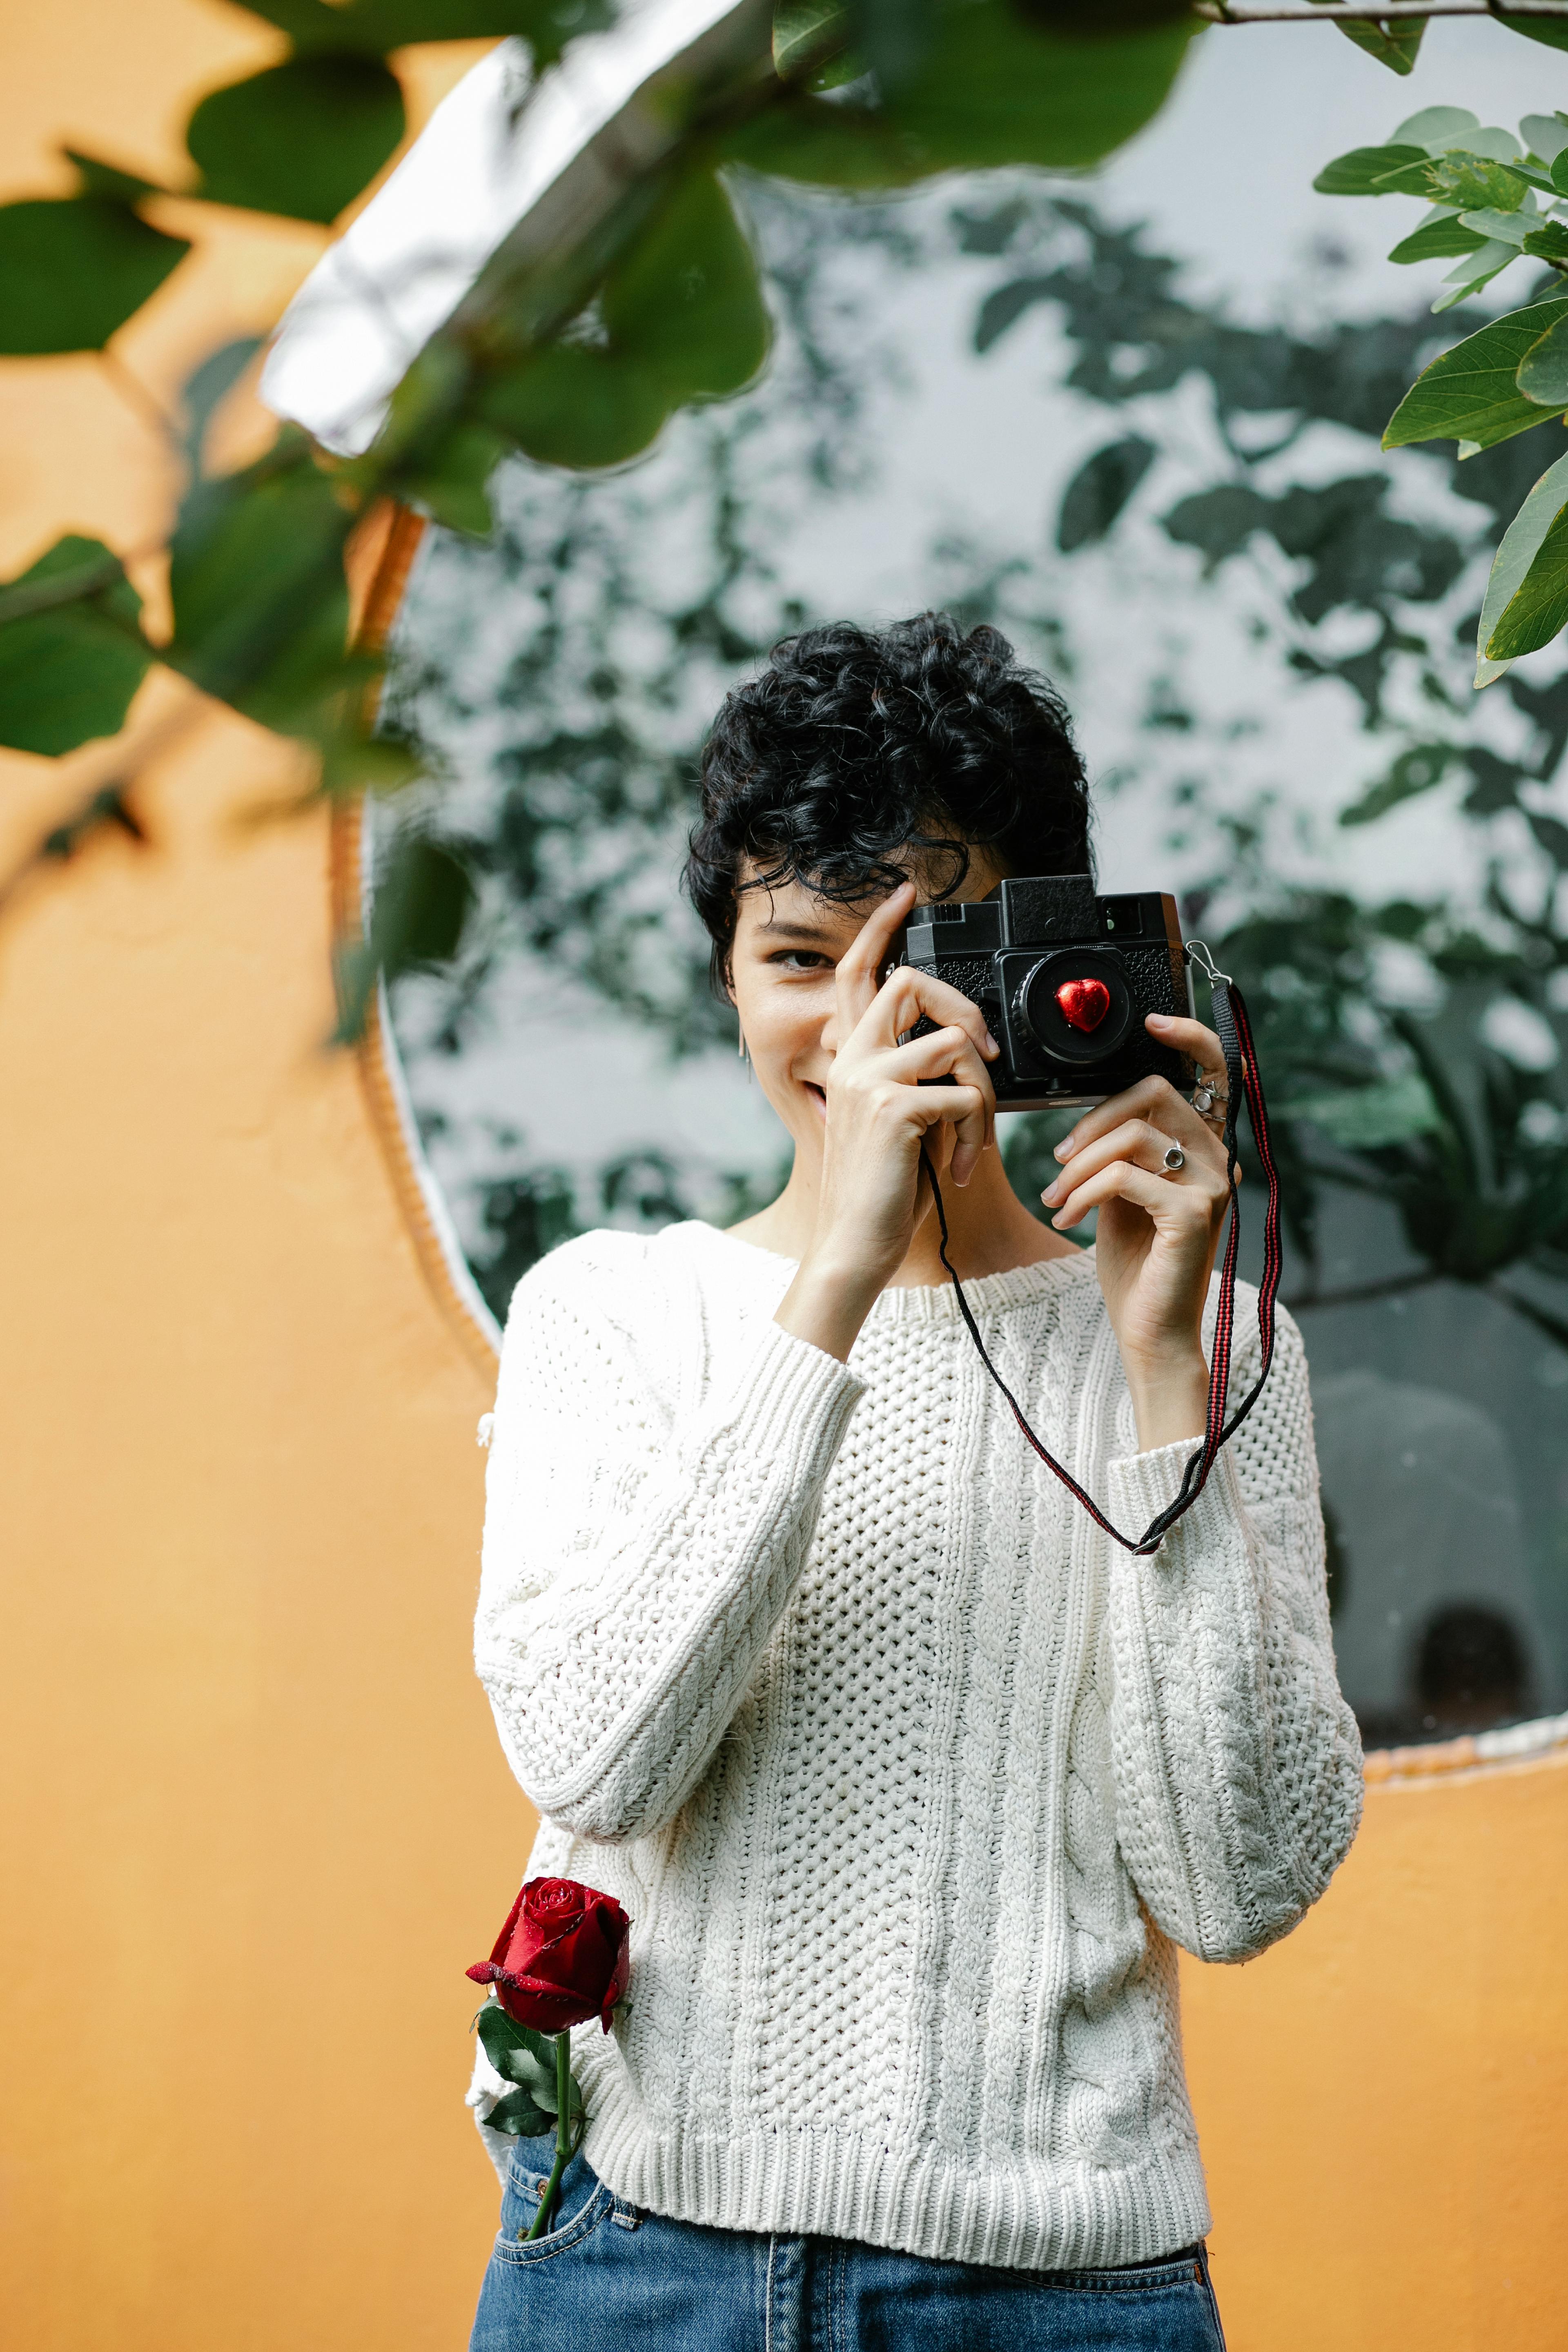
xmin=1105 ymin=1436 xmax=1247 ymax=1553
xmin=726 ymin=1316 xmax=866 ymax=1475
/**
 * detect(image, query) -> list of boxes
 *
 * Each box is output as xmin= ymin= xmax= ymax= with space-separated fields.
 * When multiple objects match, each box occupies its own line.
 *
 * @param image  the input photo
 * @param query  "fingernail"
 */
xmin=1055 ymin=1135 xmax=1077 ymax=1161
xmin=1147 ymin=1013 xmax=1174 ymax=1031
xmin=1051 ymin=1210 xmax=1069 ymax=1229
xmin=984 ymin=1031 xmax=1000 ymax=1057
xmin=1040 ymin=1180 xmax=1060 ymax=1205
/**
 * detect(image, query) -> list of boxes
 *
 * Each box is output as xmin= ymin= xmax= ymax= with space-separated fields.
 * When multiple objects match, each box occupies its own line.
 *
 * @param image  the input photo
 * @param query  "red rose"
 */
xmin=466 ymin=1876 xmax=630 ymax=2034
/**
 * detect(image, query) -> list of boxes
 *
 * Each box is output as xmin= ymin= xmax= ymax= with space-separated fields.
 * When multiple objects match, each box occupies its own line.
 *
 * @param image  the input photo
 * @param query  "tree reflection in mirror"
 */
xmin=385 ymin=173 xmax=1568 ymax=1755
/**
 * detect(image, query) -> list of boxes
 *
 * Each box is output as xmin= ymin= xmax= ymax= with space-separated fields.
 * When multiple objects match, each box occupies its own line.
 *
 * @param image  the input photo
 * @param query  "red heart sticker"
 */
xmin=1055 ymin=977 xmax=1111 ymax=1034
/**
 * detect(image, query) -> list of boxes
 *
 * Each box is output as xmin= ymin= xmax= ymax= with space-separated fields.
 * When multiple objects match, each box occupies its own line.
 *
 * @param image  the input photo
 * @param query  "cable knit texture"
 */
xmin=470 ymin=1221 xmax=1362 ymax=2270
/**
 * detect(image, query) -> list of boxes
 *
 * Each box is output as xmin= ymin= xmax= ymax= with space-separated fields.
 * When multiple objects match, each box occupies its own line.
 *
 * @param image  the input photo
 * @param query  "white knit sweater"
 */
xmin=470 ymin=1220 xmax=1362 ymax=2270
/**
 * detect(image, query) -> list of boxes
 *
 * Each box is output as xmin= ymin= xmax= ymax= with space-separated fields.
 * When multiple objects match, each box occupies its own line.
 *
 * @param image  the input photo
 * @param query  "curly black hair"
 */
xmin=684 ymin=613 xmax=1091 ymax=987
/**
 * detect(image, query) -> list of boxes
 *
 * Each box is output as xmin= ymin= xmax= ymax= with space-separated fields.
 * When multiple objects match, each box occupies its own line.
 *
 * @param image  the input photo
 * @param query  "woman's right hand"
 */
xmin=775 ymin=882 xmax=1000 ymax=1362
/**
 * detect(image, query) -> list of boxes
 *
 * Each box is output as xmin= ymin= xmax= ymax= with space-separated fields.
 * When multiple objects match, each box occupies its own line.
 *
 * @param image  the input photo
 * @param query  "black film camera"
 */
xmin=898 ymin=874 xmax=1194 ymax=1110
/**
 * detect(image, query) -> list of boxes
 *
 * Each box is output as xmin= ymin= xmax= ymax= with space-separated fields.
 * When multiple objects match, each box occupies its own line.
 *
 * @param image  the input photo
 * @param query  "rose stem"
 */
xmin=526 ymin=2033 xmax=573 ymax=2242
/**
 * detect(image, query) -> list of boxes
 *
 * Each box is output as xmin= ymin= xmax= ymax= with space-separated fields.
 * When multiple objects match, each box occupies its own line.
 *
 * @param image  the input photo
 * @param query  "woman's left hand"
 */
xmin=1038 ymin=1012 xmax=1231 ymax=1450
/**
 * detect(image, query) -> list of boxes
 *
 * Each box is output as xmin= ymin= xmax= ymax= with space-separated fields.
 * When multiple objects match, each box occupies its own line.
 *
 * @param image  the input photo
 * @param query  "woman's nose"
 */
xmin=818 ymin=1010 xmax=841 ymax=1054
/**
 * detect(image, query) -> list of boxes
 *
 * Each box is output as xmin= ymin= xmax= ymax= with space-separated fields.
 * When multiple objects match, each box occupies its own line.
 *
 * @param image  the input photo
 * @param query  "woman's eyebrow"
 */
xmin=754 ymin=917 xmax=843 ymax=942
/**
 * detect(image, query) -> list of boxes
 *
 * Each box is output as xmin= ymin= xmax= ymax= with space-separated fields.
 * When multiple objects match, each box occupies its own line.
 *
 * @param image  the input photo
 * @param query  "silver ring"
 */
xmin=1161 ymin=1143 xmax=1186 ymax=1174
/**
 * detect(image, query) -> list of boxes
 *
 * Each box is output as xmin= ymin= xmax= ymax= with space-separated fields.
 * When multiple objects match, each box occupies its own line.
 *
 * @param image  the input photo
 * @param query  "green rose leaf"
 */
xmin=1056 ymin=435 xmax=1157 ymax=552
xmin=482 ymin=2088 xmax=555 ymax=2138
xmin=1388 ymin=216 xmax=1486 ymax=266
xmin=1474 ymin=448 xmax=1568 ymax=682
xmin=0 ymin=195 xmax=189 ymax=355
xmin=1518 ymin=311 xmax=1568 ymax=407
xmin=187 ymin=54 xmax=405 ymax=225
xmin=1383 ymin=295 xmax=1568 ymax=452
xmin=0 ymin=535 xmax=153 ymax=755
xmin=476 ymin=2004 xmax=559 ymax=2083
xmin=1312 ymin=144 xmax=1431 ymax=197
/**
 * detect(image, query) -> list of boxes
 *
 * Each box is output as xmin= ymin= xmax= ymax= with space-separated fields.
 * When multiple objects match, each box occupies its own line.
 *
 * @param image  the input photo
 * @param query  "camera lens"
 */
xmin=1016 ymin=950 xmax=1134 ymax=1065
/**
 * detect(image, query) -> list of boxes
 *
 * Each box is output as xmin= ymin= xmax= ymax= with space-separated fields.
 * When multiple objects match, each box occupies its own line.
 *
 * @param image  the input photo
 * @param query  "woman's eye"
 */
xmin=771 ymin=950 xmax=831 ymax=971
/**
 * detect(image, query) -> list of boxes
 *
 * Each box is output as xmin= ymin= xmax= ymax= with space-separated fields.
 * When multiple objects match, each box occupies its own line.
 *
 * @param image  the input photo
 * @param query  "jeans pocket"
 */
xmin=492 ymin=2145 xmax=612 ymax=2267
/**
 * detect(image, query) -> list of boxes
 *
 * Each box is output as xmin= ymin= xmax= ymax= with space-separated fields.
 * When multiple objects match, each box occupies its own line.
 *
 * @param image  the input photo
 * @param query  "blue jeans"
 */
xmin=470 ymin=2135 xmax=1227 ymax=2351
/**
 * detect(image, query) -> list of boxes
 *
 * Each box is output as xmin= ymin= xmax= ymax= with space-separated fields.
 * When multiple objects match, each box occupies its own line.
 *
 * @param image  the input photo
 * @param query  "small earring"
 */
xmin=738 ymin=1025 xmax=748 ymax=1063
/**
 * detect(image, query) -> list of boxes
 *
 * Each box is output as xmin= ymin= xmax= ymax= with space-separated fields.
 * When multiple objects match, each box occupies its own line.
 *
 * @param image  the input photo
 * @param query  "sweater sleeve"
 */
xmin=473 ymin=1236 xmax=864 ymax=1844
xmin=1101 ymin=1300 xmax=1363 ymax=1964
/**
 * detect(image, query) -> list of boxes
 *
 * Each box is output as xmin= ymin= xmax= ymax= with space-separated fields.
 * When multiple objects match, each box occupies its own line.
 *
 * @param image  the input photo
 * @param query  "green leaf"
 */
xmin=1493 ymin=8 xmax=1568 ymax=54
xmin=1474 ymin=448 xmax=1568 ymax=682
xmin=1440 ymin=127 xmax=1521 ymax=163
xmin=479 ymin=173 xmax=768 ymax=472
xmin=1056 ymin=435 xmax=1156 ymax=551
xmin=1312 ymin=144 xmax=1431 ymax=197
xmin=1325 ymin=14 xmax=1425 ymax=78
xmin=482 ymin=2088 xmax=554 ymax=2137
xmin=0 ymin=535 xmax=153 ymax=755
xmin=773 ymin=1 xmax=849 ymax=79
xmin=400 ymin=421 xmax=508 ymax=535
xmin=166 ymin=436 xmax=360 ymax=737
xmin=730 ymin=4 xmax=1192 ymax=186
xmin=62 ymin=148 xmax=164 ymax=205
xmin=1388 ymin=216 xmax=1486 ymax=265
xmin=1283 ymin=1073 xmax=1442 ymax=1147
xmin=602 ymin=172 xmax=770 ymax=402
xmin=1521 ymin=112 xmax=1568 ymax=165
xmin=1431 ymin=241 xmax=1519 ymax=315
xmin=1457 ymin=207 xmax=1532 ymax=247
xmin=1522 ymin=220 xmax=1568 ymax=265
xmin=334 ymin=833 xmax=475 ymax=1041
xmin=0 ymin=196 xmax=189 ymax=354
xmin=480 ymin=345 xmax=669 ymax=470
xmin=1486 ymin=496 xmax=1568 ymax=664
xmin=1391 ymin=107 xmax=1477 ymax=150
xmin=1430 ymin=243 xmax=1520 ymax=310
xmin=187 ymin=55 xmax=405 ymax=225
xmin=1339 ymin=740 xmax=1457 ymax=825
xmin=1425 ymin=154 xmax=1525 ymax=212
xmin=1383 ymin=296 xmax=1568 ymax=452
xmin=476 ymin=2004 xmax=557 ymax=2084
xmin=1517 ymin=310 xmax=1568 ymax=406
xmin=180 ymin=337 xmax=265 ymax=472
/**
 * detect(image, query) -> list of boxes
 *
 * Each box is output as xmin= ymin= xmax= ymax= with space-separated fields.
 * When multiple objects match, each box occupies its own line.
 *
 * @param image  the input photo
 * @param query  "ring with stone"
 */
xmin=1190 ymin=1074 xmax=1227 ymax=1124
xmin=1161 ymin=1143 xmax=1186 ymax=1174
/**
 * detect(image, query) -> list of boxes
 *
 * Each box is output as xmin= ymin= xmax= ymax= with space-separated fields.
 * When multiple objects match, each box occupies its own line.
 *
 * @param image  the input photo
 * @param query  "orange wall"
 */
xmin=2 ymin=10 xmax=1566 ymax=2351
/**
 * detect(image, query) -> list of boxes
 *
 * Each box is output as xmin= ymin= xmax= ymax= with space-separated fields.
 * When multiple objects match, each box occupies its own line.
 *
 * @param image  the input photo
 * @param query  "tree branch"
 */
xmin=1197 ymin=0 xmax=1568 ymax=20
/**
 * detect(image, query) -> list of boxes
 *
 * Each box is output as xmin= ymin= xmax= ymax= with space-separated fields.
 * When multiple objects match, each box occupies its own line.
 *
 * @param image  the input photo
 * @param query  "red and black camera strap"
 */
xmin=922 ymin=949 xmax=1281 ymax=1556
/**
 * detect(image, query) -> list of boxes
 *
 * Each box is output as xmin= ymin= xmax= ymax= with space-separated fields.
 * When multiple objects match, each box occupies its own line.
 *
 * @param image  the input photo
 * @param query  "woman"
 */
xmin=468 ymin=615 xmax=1362 ymax=2351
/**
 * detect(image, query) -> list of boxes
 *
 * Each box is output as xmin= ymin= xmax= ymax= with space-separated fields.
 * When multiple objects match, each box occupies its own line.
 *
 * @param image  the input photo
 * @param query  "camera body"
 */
xmin=899 ymin=874 xmax=1194 ymax=1110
